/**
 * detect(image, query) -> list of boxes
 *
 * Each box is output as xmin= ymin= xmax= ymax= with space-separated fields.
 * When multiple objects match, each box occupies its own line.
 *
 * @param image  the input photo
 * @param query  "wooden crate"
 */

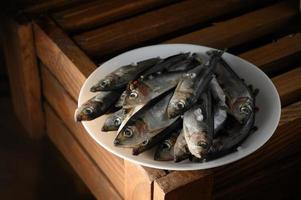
xmin=2 ymin=0 xmax=301 ymax=199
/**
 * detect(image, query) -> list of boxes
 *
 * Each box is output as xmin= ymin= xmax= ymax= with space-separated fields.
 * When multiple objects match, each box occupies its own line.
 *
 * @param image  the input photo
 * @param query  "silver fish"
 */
xmin=154 ymin=127 xmax=181 ymax=161
xmin=183 ymin=91 xmax=213 ymax=159
xmin=90 ymin=57 xmax=160 ymax=91
xmin=167 ymin=50 xmax=224 ymax=118
xmin=115 ymin=90 xmax=127 ymax=107
xmin=122 ymin=72 xmax=183 ymax=108
xmin=114 ymin=92 xmax=178 ymax=147
xmin=214 ymin=57 xmax=255 ymax=124
xmin=102 ymin=109 xmax=129 ymax=131
xmin=174 ymin=129 xmax=190 ymax=162
xmin=75 ymin=91 xmax=121 ymax=121
xmin=132 ymin=119 xmax=181 ymax=155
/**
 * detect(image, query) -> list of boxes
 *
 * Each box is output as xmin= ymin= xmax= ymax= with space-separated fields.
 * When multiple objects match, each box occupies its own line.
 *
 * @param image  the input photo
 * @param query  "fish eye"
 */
xmin=142 ymin=140 xmax=149 ymax=146
xmin=240 ymin=104 xmax=252 ymax=115
xmin=176 ymin=100 xmax=185 ymax=110
xmin=113 ymin=118 xmax=121 ymax=126
xmin=162 ymin=141 xmax=171 ymax=150
xmin=100 ymin=79 xmax=110 ymax=88
xmin=84 ymin=107 xmax=93 ymax=114
xmin=123 ymin=128 xmax=133 ymax=138
xmin=129 ymin=90 xmax=138 ymax=99
xmin=198 ymin=141 xmax=208 ymax=149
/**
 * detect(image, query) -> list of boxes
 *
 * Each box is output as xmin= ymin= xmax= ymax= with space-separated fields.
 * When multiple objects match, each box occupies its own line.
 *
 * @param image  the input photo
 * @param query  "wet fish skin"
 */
xmin=123 ymin=72 xmax=183 ymax=108
xmin=114 ymin=92 xmax=178 ymax=148
xmin=154 ymin=127 xmax=181 ymax=161
xmin=102 ymin=109 xmax=129 ymax=131
xmin=115 ymin=90 xmax=127 ymax=107
xmin=167 ymin=50 xmax=224 ymax=119
xmin=132 ymin=119 xmax=181 ymax=156
xmin=183 ymin=91 xmax=214 ymax=159
xmin=75 ymin=91 xmax=121 ymax=121
xmin=90 ymin=57 xmax=160 ymax=92
xmin=174 ymin=129 xmax=190 ymax=162
xmin=214 ymin=57 xmax=255 ymax=124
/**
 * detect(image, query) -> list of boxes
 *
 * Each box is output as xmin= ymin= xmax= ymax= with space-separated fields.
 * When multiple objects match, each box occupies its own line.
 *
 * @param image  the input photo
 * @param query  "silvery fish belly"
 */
xmin=132 ymin=119 xmax=181 ymax=156
xmin=183 ymin=91 xmax=213 ymax=159
xmin=90 ymin=57 xmax=160 ymax=91
xmin=114 ymin=92 xmax=179 ymax=148
xmin=123 ymin=72 xmax=183 ymax=108
xmin=102 ymin=109 xmax=129 ymax=131
xmin=214 ymin=57 xmax=255 ymax=124
xmin=75 ymin=91 xmax=121 ymax=121
xmin=174 ymin=129 xmax=190 ymax=162
xmin=154 ymin=127 xmax=181 ymax=161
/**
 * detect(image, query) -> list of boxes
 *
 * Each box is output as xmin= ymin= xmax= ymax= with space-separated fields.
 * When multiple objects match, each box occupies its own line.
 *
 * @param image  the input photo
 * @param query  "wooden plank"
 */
xmin=272 ymin=66 xmax=301 ymax=106
xmin=73 ymin=0 xmax=272 ymax=57
xmin=34 ymin=18 xmax=96 ymax=100
xmin=41 ymin=66 xmax=125 ymax=197
xmin=166 ymin=1 xmax=299 ymax=51
xmin=53 ymin=0 xmax=179 ymax=32
xmin=45 ymin=103 xmax=122 ymax=200
xmin=125 ymin=161 xmax=166 ymax=200
xmin=2 ymin=17 xmax=44 ymax=139
xmin=240 ymin=33 xmax=301 ymax=75
xmin=279 ymin=101 xmax=301 ymax=126
xmin=153 ymin=171 xmax=212 ymax=200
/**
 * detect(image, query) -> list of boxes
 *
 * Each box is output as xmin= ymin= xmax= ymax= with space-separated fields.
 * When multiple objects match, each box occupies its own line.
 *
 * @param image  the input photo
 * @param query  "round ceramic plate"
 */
xmin=78 ymin=44 xmax=281 ymax=171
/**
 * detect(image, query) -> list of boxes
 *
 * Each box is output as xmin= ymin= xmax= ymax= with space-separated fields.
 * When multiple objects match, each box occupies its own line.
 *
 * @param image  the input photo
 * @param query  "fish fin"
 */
xmin=253 ymin=88 xmax=259 ymax=97
xmin=248 ymin=84 xmax=253 ymax=91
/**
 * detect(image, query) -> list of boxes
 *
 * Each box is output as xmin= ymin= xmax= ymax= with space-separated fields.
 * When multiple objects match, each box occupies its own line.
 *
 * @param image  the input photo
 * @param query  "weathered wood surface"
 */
xmin=45 ymin=103 xmax=122 ymax=200
xmin=41 ymin=66 xmax=125 ymax=197
xmin=125 ymin=161 xmax=166 ymax=200
xmin=166 ymin=1 xmax=299 ymax=51
xmin=154 ymin=171 xmax=212 ymax=200
xmin=74 ymin=0 xmax=272 ymax=57
xmin=34 ymin=18 xmax=96 ymax=100
xmin=2 ymin=17 xmax=44 ymax=139
xmin=279 ymin=101 xmax=301 ymax=126
xmin=53 ymin=0 xmax=178 ymax=32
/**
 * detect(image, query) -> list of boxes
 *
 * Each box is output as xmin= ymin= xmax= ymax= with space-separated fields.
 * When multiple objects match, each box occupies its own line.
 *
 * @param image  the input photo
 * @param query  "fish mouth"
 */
xmin=74 ymin=108 xmax=82 ymax=122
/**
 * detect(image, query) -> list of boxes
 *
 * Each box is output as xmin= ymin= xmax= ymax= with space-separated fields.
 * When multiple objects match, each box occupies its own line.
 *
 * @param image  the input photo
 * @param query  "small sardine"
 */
xmin=102 ymin=109 xmax=129 ymax=131
xmin=154 ymin=127 xmax=181 ymax=161
xmin=183 ymin=91 xmax=214 ymax=159
xmin=132 ymin=119 xmax=181 ymax=155
xmin=115 ymin=90 xmax=127 ymax=107
xmin=123 ymin=72 xmax=183 ymax=108
xmin=114 ymin=92 xmax=178 ymax=148
xmin=167 ymin=50 xmax=224 ymax=118
xmin=75 ymin=91 xmax=121 ymax=121
xmin=90 ymin=57 xmax=160 ymax=91
xmin=174 ymin=129 xmax=190 ymax=162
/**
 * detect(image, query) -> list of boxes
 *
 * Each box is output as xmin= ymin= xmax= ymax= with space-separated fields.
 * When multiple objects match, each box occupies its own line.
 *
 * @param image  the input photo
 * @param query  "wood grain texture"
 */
xmin=34 ymin=18 xmax=96 ymax=100
xmin=53 ymin=0 xmax=178 ymax=32
xmin=240 ymin=33 xmax=301 ymax=75
xmin=125 ymin=161 xmax=166 ymax=200
xmin=73 ymin=0 xmax=271 ymax=57
xmin=272 ymin=66 xmax=301 ymax=106
xmin=166 ymin=1 xmax=299 ymax=50
xmin=2 ymin=17 xmax=44 ymax=139
xmin=45 ymin=103 xmax=122 ymax=200
xmin=154 ymin=171 xmax=212 ymax=200
xmin=279 ymin=101 xmax=301 ymax=126
xmin=41 ymin=66 xmax=125 ymax=197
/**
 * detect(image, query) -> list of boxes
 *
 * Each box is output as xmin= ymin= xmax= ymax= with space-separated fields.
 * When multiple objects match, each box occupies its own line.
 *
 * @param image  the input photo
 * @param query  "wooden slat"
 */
xmin=34 ymin=18 xmax=96 ymax=100
xmin=53 ymin=0 xmax=178 ymax=32
xmin=272 ymin=66 xmax=301 ymax=106
xmin=125 ymin=161 xmax=166 ymax=200
xmin=2 ymin=17 xmax=44 ymax=139
xmin=166 ymin=1 xmax=299 ymax=51
xmin=74 ymin=0 xmax=272 ymax=57
xmin=41 ymin=66 xmax=125 ymax=197
xmin=153 ymin=171 xmax=212 ymax=200
xmin=45 ymin=103 xmax=122 ymax=200
xmin=240 ymin=33 xmax=301 ymax=75
xmin=279 ymin=101 xmax=301 ymax=126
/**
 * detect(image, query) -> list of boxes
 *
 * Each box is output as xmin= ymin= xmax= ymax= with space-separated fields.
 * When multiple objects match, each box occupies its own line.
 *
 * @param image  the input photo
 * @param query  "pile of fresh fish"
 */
xmin=75 ymin=50 xmax=258 ymax=162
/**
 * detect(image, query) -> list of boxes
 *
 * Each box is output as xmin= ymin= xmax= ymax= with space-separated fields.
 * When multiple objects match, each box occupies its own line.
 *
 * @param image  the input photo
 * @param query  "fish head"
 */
xmin=167 ymin=94 xmax=192 ymax=118
xmin=123 ymin=82 xmax=149 ymax=108
xmin=189 ymin=131 xmax=211 ymax=159
xmin=232 ymin=97 xmax=254 ymax=124
xmin=102 ymin=114 xmax=123 ymax=131
xmin=113 ymin=120 xmax=147 ymax=147
xmin=154 ymin=140 xmax=174 ymax=161
xmin=90 ymin=74 xmax=120 ymax=91
xmin=75 ymin=100 xmax=103 ymax=121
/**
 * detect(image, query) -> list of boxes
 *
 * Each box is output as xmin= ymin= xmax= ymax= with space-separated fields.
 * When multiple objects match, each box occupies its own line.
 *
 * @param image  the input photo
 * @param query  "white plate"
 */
xmin=78 ymin=44 xmax=281 ymax=171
